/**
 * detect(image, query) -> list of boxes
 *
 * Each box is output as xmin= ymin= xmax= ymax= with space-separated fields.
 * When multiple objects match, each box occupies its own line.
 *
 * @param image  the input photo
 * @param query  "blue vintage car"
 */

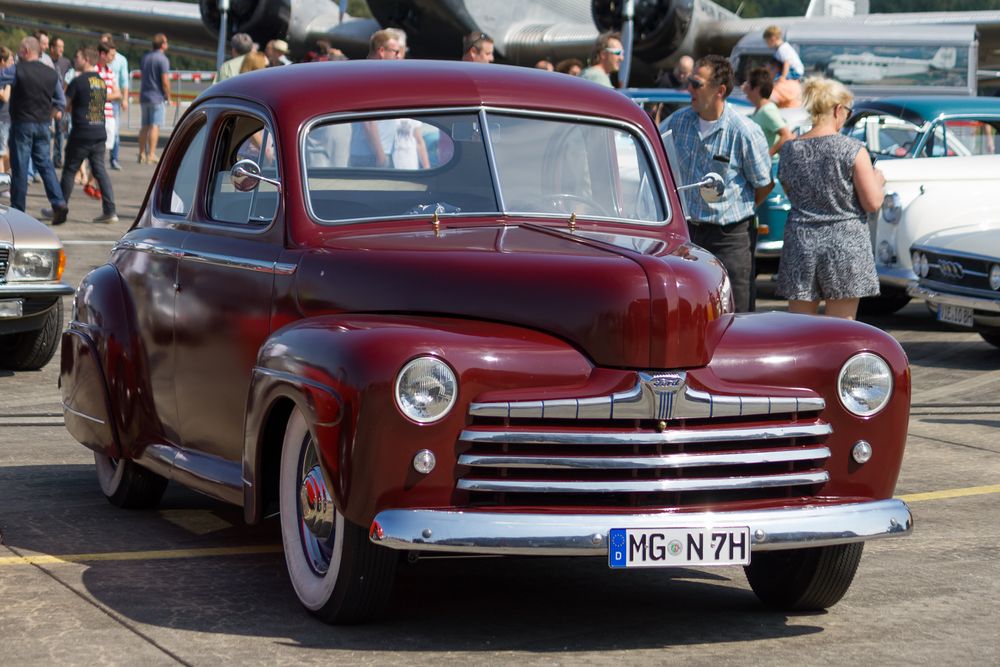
xmin=843 ymin=96 xmax=1000 ymax=313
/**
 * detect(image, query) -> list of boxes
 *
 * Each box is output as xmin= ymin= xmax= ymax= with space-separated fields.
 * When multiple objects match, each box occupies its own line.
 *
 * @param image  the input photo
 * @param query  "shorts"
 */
xmin=0 ymin=121 xmax=9 ymax=156
xmin=776 ymin=218 xmax=881 ymax=301
xmin=141 ymin=102 xmax=165 ymax=127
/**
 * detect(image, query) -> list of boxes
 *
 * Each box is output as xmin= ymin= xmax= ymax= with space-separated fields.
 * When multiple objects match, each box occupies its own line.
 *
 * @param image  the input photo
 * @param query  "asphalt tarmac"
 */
xmin=2 ymin=148 xmax=999 ymax=665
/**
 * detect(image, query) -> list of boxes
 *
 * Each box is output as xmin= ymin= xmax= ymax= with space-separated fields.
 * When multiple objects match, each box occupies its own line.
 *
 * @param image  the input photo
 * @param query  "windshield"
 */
xmin=303 ymin=110 xmax=666 ymax=224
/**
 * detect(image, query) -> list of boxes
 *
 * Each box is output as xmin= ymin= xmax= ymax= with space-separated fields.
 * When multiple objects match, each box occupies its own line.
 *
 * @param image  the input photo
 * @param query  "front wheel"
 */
xmin=744 ymin=543 xmax=864 ymax=611
xmin=279 ymin=409 xmax=397 ymax=624
xmin=0 ymin=299 xmax=63 ymax=370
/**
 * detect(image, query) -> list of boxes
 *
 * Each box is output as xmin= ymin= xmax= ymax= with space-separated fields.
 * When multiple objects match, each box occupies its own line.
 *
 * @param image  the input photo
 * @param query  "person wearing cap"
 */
xmin=462 ymin=31 xmax=494 ymax=63
xmin=217 ymin=33 xmax=254 ymax=82
xmin=265 ymin=40 xmax=292 ymax=67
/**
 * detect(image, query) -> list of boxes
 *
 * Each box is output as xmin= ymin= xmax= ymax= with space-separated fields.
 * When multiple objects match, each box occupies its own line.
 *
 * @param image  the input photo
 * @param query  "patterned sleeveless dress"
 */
xmin=775 ymin=133 xmax=880 ymax=301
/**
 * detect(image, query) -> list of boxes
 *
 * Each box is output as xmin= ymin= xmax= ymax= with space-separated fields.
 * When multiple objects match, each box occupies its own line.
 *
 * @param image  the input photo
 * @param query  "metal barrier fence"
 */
xmin=123 ymin=70 xmax=217 ymax=132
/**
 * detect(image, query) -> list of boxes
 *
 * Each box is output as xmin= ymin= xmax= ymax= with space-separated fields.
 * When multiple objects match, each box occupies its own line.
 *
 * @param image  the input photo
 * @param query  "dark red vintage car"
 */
xmin=60 ymin=61 xmax=912 ymax=622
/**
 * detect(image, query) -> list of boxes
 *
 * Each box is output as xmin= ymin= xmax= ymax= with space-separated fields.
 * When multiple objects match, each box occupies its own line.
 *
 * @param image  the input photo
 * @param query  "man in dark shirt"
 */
xmin=60 ymin=46 xmax=117 ymax=224
xmin=0 ymin=36 xmax=67 ymax=222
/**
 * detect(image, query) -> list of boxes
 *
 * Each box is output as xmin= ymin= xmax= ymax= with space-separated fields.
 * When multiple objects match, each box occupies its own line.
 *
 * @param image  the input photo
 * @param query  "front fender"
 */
xmin=703 ymin=311 xmax=911 ymax=500
xmin=243 ymin=314 xmax=597 ymax=527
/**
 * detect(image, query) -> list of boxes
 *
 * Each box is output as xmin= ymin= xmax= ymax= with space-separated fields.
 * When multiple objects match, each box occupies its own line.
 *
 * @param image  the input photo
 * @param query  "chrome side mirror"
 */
xmin=677 ymin=172 xmax=725 ymax=203
xmin=231 ymin=159 xmax=282 ymax=193
xmin=0 ymin=173 xmax=10 ymax=196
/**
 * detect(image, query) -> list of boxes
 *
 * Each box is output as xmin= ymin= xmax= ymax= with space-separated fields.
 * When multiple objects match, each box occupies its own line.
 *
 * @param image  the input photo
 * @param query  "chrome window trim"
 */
xmin=478 ymin=107 xmax=506 ymax=212
xmin=154 ymin=104 xmax=282 ymax=235
xmin=458 ymin=445 xmax=832 ymax=470
xmin=114 ymin=239 xmax=296 ymax=275
xmin=459 ymin=423 xmax=832 ymax=446
xmin=456 ymin=470 xmax=830 ymax=494
xmin=913 ymin=114 xmax=1000 ymax=158
xmin=299 ymin=105 xmax=671 ymax=227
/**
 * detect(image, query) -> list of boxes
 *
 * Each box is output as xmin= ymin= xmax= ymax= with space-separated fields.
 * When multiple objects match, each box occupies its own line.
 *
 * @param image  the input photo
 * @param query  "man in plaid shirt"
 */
xmin=660 ymin=55 xmax=773 ymax=312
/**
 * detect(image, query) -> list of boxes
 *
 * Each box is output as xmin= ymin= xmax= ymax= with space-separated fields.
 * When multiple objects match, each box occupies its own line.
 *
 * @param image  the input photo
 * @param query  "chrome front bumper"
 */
xmin=908 ymin=283 xmax=1000 ymax=313
xmin=877 ymin=266 xmax=917 ymax=289
xmin=369 ymin=499 xmax=912 ymax=556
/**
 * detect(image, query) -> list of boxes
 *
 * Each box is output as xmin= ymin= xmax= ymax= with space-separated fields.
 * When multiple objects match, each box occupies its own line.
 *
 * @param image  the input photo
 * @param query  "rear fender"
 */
xmin=60 ymin=264 xmax=161 ymax=459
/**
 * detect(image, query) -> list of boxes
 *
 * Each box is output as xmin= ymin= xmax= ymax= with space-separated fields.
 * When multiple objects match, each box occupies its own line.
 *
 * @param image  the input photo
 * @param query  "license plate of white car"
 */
xmin=938 ymin=303 xmax=973 ymax=327
xmin=608 ymin=527 xmax=751 ymax=568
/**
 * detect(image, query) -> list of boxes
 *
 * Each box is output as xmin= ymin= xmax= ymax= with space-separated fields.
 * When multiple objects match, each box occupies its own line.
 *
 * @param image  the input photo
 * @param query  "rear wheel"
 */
xmin=94 ymin=452 xmax=169 ymax=509
xmin=279 ymin=409 xmax=397 ymax=623
xmin=744 ymin=543 xmax=864 ymax=611
xmin=0 ymin=299 xmax=63 ymax=370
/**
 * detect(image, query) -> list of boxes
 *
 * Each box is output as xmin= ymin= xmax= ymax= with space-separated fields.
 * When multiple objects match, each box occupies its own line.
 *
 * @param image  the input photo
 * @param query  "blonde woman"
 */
xmin=775 ymin=77 xmax=885 ymax=319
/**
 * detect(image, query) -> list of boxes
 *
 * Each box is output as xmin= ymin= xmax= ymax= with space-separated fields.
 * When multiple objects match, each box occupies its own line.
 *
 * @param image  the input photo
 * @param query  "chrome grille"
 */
xmin=458 ymin=373 xmax=830 ymax=508
xmin=0 ymin=245 xmax=9 ymax=283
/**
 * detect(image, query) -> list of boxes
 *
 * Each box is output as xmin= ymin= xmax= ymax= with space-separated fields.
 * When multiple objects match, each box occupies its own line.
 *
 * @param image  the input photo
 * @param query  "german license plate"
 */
xmin=0 ymin=299 xmax=24 ymax=318
xmin=608 ymin=527 xmax=751 ymax=568
xmin=938 ymin=303 xmax=973 ymax=327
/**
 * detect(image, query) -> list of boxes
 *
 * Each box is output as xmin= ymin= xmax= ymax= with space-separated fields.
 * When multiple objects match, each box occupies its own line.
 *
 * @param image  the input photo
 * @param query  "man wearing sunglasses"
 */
xmin=581 ymin=32 xmax=624 ymax=88
xmin=659 ymin=55 xmax=773 ymax=313
xmin=462 ymin=31 xmax=494 ymax=64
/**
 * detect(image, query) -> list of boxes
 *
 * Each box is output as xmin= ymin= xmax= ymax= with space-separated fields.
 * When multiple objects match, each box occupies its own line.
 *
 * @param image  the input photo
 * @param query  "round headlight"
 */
xmin=911 ymin=251 xmax=921 ymax=274
xmin=919 ymin=253 xmax=929 ymax=278
xmin=990 ymin=264 xmax=1000 ymax=291
xmin=838 ymin=352 xmax=893 ymax=417
xmin=394 ymin=357 xmax=458 ymax=423
xmin=882 ymin=192 xmax=902 ymax=224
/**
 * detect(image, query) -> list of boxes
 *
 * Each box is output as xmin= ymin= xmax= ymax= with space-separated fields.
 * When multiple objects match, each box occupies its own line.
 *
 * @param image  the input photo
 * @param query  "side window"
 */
xmin=209 ymin=114 xmax=279 ymax=225
xmin=160 ymin=121 xmax=208 ymax=216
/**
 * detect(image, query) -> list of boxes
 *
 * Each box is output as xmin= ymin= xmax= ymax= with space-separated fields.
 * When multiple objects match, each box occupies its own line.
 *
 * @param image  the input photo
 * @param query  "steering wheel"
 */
xmin=548 ymin=193 xmax=607 ymax=216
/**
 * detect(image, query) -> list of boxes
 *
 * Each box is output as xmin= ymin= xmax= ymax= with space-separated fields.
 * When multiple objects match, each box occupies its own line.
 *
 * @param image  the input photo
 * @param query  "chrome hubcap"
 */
xmin=300 ymin=464 xmax=334 ymax=540
xmin=296 ymin=436 xmax=336 ymax=575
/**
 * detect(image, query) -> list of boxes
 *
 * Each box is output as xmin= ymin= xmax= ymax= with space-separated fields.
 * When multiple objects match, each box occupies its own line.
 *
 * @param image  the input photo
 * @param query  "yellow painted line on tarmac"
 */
xmin=897 ymin=483 xmax=1000 ymax=503
xmin=0 ymin=544 xmax=282 ymax=567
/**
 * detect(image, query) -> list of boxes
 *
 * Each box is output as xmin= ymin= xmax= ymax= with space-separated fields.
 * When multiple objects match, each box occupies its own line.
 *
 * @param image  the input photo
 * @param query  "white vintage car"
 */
xmin=0 ymin=174 xmax=74 ymax=369
xmin=908 ymin=219 xmax=1000 ymax=348
xmin=844 ymin=97 xmax=1000 ymax=314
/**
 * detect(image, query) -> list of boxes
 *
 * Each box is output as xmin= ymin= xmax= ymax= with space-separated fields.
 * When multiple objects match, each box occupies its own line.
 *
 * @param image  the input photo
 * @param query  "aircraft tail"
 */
xmin=805 ymin=0 xmax=869 ymax=18
xmin=931 ymin=47 xmax=958 ymax=70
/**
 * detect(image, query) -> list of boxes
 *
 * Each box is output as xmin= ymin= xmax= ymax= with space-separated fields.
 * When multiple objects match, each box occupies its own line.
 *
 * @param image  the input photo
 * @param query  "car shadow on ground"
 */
xmin=1 ymin=464 xmax=823 ymax=650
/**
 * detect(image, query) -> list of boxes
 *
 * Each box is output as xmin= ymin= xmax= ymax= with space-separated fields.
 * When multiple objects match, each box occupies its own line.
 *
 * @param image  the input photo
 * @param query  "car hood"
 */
xmin=294 ymin=223 xmax=733 ymax=369
xmin=879 ymin=154 xmax=1000 ymax=185
xmin=0 ymin=205 xmax=62 ymax=249
xmin=913 ymin=218 xmax=1000 ymax=257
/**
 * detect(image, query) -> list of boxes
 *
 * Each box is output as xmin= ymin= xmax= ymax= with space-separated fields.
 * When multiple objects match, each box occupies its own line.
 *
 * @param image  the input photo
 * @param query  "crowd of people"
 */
xmin=0 ymin=23 xmax=879 ymax=319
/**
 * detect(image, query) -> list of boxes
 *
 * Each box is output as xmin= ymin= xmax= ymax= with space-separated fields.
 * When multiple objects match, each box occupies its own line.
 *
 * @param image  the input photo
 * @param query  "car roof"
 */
xmin=198 ymin=60 xmax=653 ymax=129
xmin=852 ymin=96 xmax=1000 ymax=125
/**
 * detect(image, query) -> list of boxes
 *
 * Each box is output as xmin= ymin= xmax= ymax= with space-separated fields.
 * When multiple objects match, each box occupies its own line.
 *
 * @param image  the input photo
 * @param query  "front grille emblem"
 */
xmin=938 ymin=259 xmax=965 ymax=280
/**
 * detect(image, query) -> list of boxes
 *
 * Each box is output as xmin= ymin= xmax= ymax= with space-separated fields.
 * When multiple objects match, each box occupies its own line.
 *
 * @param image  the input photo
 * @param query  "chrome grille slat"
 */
xmin=0 ymin=245 xmax=10 ymax=282
xmin=459 ymin=445 xmax=831 ymax=470
xmin=457 ymin=471 xmax=830 ymax=494
xmin=470 ymin=372 xmax=825 ymax=421
xmin=459 ymin=423 xmax=832 ymax=446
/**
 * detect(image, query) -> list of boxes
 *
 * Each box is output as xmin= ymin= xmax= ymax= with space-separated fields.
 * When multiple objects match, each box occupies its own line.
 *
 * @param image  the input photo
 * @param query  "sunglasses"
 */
xmin=840 ymin=104 xmax=854 ymax=116
xmin=688 ymin=77 xmax=704 ymax=90
xmin=604 ymin=47 xmax=624 ymax=56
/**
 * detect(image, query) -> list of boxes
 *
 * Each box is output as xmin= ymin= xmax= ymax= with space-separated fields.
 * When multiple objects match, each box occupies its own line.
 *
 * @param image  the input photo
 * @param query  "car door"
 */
xmin=113 ymin=113 xmax=209 ymax=447
xmin=173 ymin=105 xmax=286 ymax=465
